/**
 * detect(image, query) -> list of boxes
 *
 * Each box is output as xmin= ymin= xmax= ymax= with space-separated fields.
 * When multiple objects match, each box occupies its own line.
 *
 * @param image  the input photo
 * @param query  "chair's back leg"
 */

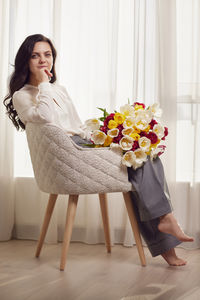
xmin=35 ymin=193 xmax=58 ymax=258
xmin=60 ymin=194 xmax=79 ymax=271
xmin=123 ymin=192 xmax=146 ymax=266
xmin=99 ymin=193 xmax=111 ymax=253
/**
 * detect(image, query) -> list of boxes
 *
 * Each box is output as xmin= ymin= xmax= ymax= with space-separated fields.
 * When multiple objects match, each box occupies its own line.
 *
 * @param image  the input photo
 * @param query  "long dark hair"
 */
xmin=3 ymin=34 xmax=57 ymax=130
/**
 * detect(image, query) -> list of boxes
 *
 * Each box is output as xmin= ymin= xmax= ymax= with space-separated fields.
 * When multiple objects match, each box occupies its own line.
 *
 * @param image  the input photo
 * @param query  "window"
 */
xmin=176 ymin=0 xmax=200 ymax=182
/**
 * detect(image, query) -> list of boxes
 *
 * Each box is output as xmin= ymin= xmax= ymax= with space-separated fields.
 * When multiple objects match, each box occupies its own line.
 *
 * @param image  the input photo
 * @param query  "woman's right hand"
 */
xmin=36 ymin=68 xmax=53 ymax=84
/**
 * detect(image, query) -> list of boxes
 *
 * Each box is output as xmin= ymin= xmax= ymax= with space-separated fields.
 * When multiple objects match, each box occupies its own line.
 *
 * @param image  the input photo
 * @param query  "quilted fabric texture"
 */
xmin=26 ymin=123 xmax=133 ymax=195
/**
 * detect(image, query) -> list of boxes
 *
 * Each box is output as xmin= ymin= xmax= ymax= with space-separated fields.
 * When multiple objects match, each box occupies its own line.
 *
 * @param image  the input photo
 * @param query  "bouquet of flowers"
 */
xmin=85 ymin=102 xmax=168 ymax=170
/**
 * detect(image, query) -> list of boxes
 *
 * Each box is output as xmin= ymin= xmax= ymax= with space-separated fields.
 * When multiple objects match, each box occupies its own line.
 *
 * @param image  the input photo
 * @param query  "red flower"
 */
xmin=149 ymin=119 xmax=158 ymax=129
xmin=147 ymin=132 xmax=158 ymax=144
xmin=157 ymin=145 xmax=166 ymax=156
xmin=140 ymin=131 xmax=148 ymax=137
xmin=100 ymin=126 xmax=108 ymax=134
xmin=132 ymin=141 xmax=139 ymax=151
xmin=117 ymin=124 xmax=124 ymax=132
xmin=161 ymin=127 xmax=168 ymax=140
xmin=113 ymin=132 xmax=123 ymax=144
xmin=104 ymin=113 xmax=115 ymax=126
xmin=133 ymin=102 xmax=145 ymax=109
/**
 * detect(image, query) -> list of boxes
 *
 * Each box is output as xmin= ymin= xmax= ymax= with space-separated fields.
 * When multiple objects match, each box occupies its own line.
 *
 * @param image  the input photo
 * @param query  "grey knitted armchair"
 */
xmin=26 ymin=122 xmax=146 ymax=271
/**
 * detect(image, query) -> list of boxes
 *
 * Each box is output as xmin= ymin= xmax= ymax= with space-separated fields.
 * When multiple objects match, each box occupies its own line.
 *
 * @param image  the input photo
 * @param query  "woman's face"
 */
xmin=28 ymin=41 xmax=53 ymax=77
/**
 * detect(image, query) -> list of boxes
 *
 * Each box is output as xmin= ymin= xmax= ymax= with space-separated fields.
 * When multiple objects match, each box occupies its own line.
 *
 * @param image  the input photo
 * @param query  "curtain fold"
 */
xmin=0 ymin=0 xmax=14 ymax=241
xmin=156 ymin=0 xmax=177 ymax=199
xmin=174 ymin=0 xmax=200 ymax=247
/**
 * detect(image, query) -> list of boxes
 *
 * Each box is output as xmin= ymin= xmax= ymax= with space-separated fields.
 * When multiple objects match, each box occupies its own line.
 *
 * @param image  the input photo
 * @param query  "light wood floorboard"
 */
xmin=0 ymin=240 xmax=200 ymax=300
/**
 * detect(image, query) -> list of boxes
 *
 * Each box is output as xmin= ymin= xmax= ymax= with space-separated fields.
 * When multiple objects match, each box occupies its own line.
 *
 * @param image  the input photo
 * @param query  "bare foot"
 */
xmin=161 ymin=248 xmax=187 ymax=266
xmin=158 ymin=213 xmax=194 ymax=242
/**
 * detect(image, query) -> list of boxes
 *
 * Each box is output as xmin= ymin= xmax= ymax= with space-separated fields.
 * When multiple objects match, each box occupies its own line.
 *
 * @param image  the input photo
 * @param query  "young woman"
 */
xmin=3 ymin=34 xmax=193 ymax=266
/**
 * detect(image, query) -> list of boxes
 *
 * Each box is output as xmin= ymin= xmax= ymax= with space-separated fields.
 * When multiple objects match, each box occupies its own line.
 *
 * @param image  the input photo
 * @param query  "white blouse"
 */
xmin=13 ymin=82 xmax=89 ymax=139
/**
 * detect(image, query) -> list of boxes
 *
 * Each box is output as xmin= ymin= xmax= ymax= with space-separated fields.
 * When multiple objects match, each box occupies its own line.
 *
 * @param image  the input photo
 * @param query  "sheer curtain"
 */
xmin=1 ymin=0 xmax=199 ymax=248
xmin=0 ymin=0 xmax=14 ymax=241
xmin=175 ymin=0 xmax=200 ymax=248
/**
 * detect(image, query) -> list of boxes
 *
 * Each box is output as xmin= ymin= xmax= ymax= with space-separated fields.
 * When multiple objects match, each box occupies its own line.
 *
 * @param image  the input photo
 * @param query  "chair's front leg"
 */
xmin=60 ymin=194 xmax=79 ymax=271
xmin=99 ymin=193 xmax=111 ymax=253
xmin=123 ymin=192 xmax=146 ymax=266
xmin=35 ymin=193 xmax=58 ymax=258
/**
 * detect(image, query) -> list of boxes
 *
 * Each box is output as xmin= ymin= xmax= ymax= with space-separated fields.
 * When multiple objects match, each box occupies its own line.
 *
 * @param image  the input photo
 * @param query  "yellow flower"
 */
xmin=143 ymin=125 xmax=151 ymax=132
xmin=122 ymin=127 xmax=134 ymax=136
xmin=130 ymin=132 xmax=140 ymax=141
xmin=133 ymin=127 xmax=141 ymax=134
xmin=150 ymin=139 xmax=160 ymax=148
xmin=104 ymin=136 xmax=113 ymax=147
xmin=114 ymin=113 xmax=125 ymax=125
xmin=108 ymin=120 xmax=118 ymax=129
xmin=134 ymin=104 xmax=145 ymax=111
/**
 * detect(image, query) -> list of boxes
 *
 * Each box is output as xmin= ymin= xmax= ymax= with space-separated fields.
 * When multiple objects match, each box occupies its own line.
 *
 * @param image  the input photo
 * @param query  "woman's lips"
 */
xmin=38 ymin=66 xmax=47 ymax=69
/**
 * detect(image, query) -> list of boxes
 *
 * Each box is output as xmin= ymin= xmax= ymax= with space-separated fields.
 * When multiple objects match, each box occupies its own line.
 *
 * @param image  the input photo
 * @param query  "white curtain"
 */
xmin=0 ymin=0 xmax=14 ymax=241
xmin=1 ymin=0 xmax=199 ymax=248
xmin=174 ymin=0 xmax=200 ymax=248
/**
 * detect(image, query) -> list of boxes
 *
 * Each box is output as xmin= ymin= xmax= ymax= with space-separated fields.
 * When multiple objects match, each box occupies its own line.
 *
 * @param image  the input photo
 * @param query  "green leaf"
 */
xmin=97 ymin=107 xmax=109 ymax=118
xmin=97 ymin=107 xmax=106 ymax=112
xmin=81 ymin=143 xmax=96 ymax=148
xmin=99 ymin=117 xmax=105 ymax=122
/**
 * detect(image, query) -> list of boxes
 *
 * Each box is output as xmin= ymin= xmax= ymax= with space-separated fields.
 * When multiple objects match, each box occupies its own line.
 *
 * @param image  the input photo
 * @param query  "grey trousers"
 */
xmin=128 ymin=159 xmax=181 ymax=256
xmin=71 ymin=135 xmax=181 ymax=257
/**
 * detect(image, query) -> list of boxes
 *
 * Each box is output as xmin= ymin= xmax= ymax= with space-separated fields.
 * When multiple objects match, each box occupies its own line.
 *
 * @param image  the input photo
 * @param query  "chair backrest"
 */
xmin=26 ymin=123 xmax=132 ymax=195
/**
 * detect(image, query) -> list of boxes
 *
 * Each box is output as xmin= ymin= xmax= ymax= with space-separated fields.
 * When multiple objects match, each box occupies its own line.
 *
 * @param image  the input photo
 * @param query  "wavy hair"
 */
xmin=3 ymin=34 xmax=57 ymax=130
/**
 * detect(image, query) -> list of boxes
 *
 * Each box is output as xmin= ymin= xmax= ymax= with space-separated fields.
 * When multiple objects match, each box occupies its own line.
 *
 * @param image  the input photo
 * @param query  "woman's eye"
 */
xmin=46 ymin=53 xmax=51 ymax=57
xmin=31 ymin=54 xmax=38 ymax=59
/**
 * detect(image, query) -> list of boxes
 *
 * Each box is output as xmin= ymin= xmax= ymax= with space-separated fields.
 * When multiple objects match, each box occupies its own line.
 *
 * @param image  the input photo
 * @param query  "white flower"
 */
xmin=123 ymin=117 xmax=135 ymax=129
xmin=132 ymin=149 xmax=147 ymax=169
xmin=148 ymin=103 xmax=162 ymax=118
xmin=120 ymin=104 xmax=135 ymax=117
xmin=150 ymin=148 xmax=160 ymax=160
xmin=91 ymin=130 xmax=106 ymax=145
xmin=134 ymin=110 xmax=152 ymax=131
xmin=107 ymin=128 xmax=119 ymax=138
xmin=122 ymin=151 xmax=136 ymax=167
xmin=110 ymin=143 xmax=121 ymax=149
xmin=138 ymin=137 xmax=151 ymax=152
xmin=85 ymin=118 xmax=100 ymax=131
xmin=119 ymin=136 xmax=134 ymax=151
xmin=153 ymin=124 xmax=165 ymax=139
xmin=122 ymin=149 xmax=147 ymax=169
xmin=110 ymin=143 xmax=123 ymax=155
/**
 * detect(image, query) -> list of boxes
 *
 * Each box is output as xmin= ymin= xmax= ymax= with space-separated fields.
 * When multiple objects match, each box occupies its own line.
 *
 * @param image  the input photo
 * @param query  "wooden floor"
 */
xmin=0 ymin=240 xmax=200 ymax=300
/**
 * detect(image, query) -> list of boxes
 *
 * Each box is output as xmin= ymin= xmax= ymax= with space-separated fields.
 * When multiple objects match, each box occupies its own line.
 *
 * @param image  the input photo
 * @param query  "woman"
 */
xmin=3 ymin=34 xmax=193 ymax=266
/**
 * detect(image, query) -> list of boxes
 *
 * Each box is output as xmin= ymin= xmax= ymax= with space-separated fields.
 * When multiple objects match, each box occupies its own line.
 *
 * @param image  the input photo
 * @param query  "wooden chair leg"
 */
xmin=35 ymin=193 xmax=58 ymax=258
xmin=99 ymin=193 xmax=111 ymax=253
xmin=60 ymin=194 xmax=79 ymax=271
xmin=123 ymin=192 xmax=146 ymax=266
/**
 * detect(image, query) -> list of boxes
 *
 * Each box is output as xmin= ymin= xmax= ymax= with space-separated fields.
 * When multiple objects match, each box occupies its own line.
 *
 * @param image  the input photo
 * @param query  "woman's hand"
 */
xmin=35 ymin=68 xmax=53 ymax=84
